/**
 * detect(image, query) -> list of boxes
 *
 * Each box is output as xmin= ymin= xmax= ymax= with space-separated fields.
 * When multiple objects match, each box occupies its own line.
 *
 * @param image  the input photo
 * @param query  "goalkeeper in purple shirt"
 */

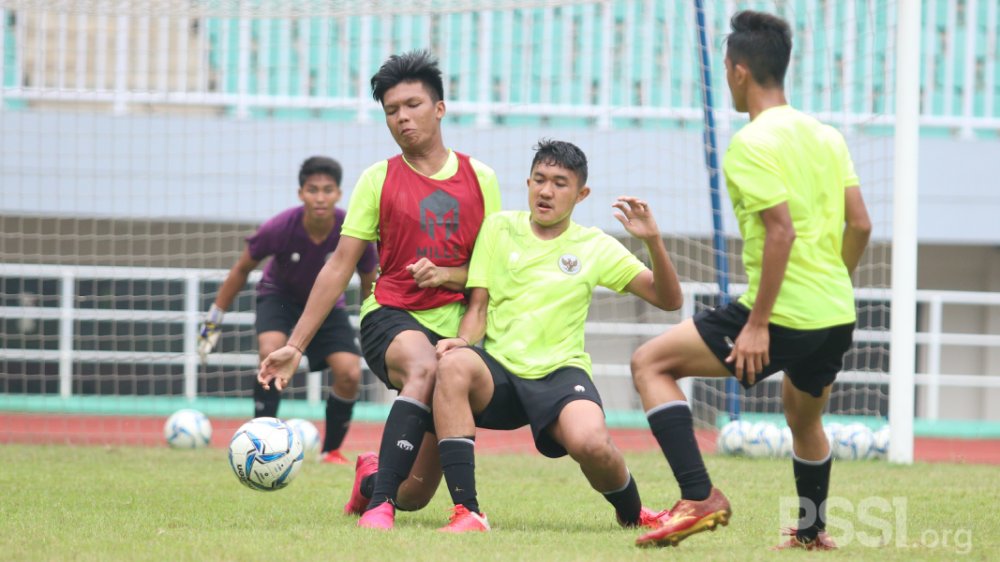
xmin=197 ymin=156 xmax=379 ymax=464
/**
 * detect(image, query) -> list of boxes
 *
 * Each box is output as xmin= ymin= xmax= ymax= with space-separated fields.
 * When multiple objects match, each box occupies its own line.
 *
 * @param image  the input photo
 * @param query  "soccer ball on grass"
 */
xmin=164 ymin=409 xmax=212 ymax=449
xmin=229 ymin=418 xmax=304 ymax=491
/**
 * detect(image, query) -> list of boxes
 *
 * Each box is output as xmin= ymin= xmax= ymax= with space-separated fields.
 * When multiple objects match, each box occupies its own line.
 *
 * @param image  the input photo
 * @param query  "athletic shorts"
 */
xmin=693 ymin=301 xmax=855 ymax=398
xmin=359 ymin=305 xmax=444 ymax=391
xmin=467 ymin=347 xmax=604 ymax=459
xmin=255 ymin=293 xmax=360 ymax=372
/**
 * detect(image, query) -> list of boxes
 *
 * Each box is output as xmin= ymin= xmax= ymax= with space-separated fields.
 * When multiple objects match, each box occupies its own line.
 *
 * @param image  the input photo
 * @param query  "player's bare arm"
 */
xmin=842 ymin=186 xmax=872 ymax=275
xmin=435 ymin=287 xmax=488 ymax=358
xmin=197 ymin=248 xmax=260 ymax=361
xmin=613 ymin=197 xmax=684 ymax=312
xmin=406 ymin=258 xmax=469 ymax=292
xmin=728 ymin=201 xmax=795 ymax=384
xmin=259 ymin=235 xmax=371 ymax=390
xmin=358 ymin=265 xmax=378 ymax=301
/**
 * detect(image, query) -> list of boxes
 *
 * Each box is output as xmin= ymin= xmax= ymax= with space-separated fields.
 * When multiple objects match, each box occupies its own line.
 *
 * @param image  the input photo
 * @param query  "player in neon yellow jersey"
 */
xmin=631 ymin=10 xmax=872 ymax=550
xmin=430 ymin=139 xmax=686 ymax=533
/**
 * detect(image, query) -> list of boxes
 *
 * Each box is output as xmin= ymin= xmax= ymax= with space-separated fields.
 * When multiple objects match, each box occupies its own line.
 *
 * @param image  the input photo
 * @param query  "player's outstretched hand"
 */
xmin=612 ymin=197 xmax=660 ymax=242
xmin=726 ymin=323 xmax=770 ymax=386
xmin=407 ymin=258 xmax=451 ymax=288
xmin=435 ymin=337 xmax=468 ymax=359
xmin=196 ymin=304 xmax=225 ymax=365
xmin=258 ymin=345 xmax=301 ymax=391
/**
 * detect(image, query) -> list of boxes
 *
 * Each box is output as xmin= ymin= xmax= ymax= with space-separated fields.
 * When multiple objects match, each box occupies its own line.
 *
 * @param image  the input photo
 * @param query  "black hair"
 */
xmin=531 ymin=139 xmax=588 ymax=188
xmin=370 ymin=49 xmax=445 ymax=105
xmin=726 ymin=10 xmax=793 ymax=87
xmin=298 ymin=156 xmax=343 ymax=188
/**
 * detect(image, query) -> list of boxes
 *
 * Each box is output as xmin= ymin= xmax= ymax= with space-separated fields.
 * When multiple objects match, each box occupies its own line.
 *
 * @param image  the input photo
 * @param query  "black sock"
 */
xmin=439 ymin=437 xmax=479 ymax=514
xmin=603 ymin=470 xmax=642 ymax=526
xmin=322 ymin=391 xmax=356 ymax=452
xmin=793 ymin=451 xmax=833 ymax=542
xmin=360 ymin=473 xmax=376 ymax=499
xmin=367 ymin=397 xmax=432 ymax=511
xmin=647 ymin=401 xmax=712 ymax=501
xmin=253 ymin=380 xmax=281 ymax=418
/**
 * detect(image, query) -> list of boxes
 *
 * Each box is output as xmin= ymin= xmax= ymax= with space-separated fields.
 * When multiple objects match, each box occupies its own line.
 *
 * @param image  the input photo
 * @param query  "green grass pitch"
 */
xmin=1 ymin=445 xmax=996 ymax=561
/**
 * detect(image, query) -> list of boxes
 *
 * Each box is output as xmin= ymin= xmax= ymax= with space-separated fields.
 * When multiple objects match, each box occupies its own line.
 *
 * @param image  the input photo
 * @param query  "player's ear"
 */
xmin=575 ymin=186 xmax=591 ymax=204
xmin=434 ymin=99 xmax=446 ymax=120
xmin=297 ymin=187 xmax=306 ymax=203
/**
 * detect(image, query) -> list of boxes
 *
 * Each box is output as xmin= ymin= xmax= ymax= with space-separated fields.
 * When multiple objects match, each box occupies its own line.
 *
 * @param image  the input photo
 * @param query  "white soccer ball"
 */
xmin=717 ymin=420 xmax=752 ymax=456
xmin=285 ymin=418 xmax=321 ymax=456
xmin=824 ymin=423 xmax=843 ymax=457
xmin=873 ymin=425 xmax=891 ymax=459
xmin=745 ymin=422 xmax=784 ymax=458
xmin=834 ymin=423 xmax=876 ymax=460
xmin=780 ymin=426 xmax=794 ymax=458
xmin=164 ymin=409 xmax=212 ymax=449
xmin=228 ymin=418 xmax=304 ymax=491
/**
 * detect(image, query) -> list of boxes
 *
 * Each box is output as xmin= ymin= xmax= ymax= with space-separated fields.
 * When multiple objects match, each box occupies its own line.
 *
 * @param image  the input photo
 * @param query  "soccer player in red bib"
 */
xmin=258 ymin=50 xmax=501 ymax=530
xmin=197 ymin=156 xmax=379 ymax=464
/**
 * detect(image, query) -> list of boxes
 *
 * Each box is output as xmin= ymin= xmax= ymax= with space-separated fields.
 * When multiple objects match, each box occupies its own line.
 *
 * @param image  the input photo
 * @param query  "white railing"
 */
xmin=2 ymin=263 xmax=1000 ymax=419
xmin=1 ymin=2 xmax=998 ymax=135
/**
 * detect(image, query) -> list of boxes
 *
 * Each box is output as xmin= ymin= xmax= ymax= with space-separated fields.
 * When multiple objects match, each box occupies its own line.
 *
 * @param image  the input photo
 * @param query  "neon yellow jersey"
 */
xmin=723 ymin=105 xmax=859 ymax=330
xmin=467 ymin=211 xmax=647 ymax=379
xmin=341 ymin=150 xmax=501 ymax=337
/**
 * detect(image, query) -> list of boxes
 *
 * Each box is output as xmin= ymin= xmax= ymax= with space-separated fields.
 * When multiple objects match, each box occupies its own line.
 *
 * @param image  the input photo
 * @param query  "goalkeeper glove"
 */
xmin=197 ymin=304 xmax=225 ymax=364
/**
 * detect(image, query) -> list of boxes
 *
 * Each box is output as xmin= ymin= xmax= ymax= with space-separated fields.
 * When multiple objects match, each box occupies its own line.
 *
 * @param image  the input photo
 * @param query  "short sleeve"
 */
xmin=245 ymin=216 xmax=283 ymax=261
xmin=597 ymin=234 xmax=648 ymax=294
xmin=340 ymin=162 xmax=386 ymax=241
xmin=470 ymin=158 xmax=502 ymax=216
xmin=357 ymin=242 xmax=379 ymax=273
xmin=466 ymin=215 xmax=500 ymax=289
xmin=723 ymin=138 xmax=790 ymax=213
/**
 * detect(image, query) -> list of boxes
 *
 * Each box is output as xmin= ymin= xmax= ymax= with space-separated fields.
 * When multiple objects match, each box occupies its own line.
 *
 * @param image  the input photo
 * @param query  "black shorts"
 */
xmin=359 ymin=305 xmax=444 ymax=391
xmin=255 ymin=294 xmax=360 ymax=372
xmin=693 ymin=301 xmax=855 ymax=398
xmin=467 ymin=347 xmax=604 ymax=459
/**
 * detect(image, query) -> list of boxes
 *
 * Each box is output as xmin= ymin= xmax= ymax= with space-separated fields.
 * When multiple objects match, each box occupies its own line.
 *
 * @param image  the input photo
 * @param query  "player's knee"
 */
xmin=566 ymin=432 xmax=616 ymax=466
xmin=339 ymin=365 xmax=362 ymax=387
xmin=395 ymin=493 xmax=432 ymax=512
xmin=785 ymin=411 xmax=822 ymax=436
xmin=400 ymin=358 xmax=438 ymax=397
xmin=436 ymin=351 xmax=474 ymax=391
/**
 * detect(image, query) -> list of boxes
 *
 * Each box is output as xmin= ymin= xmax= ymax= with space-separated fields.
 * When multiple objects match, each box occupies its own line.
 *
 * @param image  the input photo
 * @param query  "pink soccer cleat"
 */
xmin=343 ymin=452 xmax=379 ymax=516
xmin=617 ymin=506 xmax=671 ymax=529
xmin=320 ymin=450 xmax=351 ymax=465
xmin=437 ymin=505 xmax=491 ymax=533
xmin=357 ymin=502 xmax=395 ymax=530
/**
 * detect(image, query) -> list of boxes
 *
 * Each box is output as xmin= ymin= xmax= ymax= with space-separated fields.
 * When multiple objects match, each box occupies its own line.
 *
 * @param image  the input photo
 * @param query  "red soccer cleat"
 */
xmin=437 ymin=505 xmax=491 ymax=533
xmin=772 ymin=527 xmax=838 ymax=551
xmin=635 ymin=487 xmax=731 ymax=548
xmin=320 ymin=450 xmax=351 ymax=465
xmin=357 ymin=502 xmax=395 ymax=530
xmin=343 ymin=452 xmax=379 ymax=516
xmin=616 ymin=507 xmax=670 ymax=529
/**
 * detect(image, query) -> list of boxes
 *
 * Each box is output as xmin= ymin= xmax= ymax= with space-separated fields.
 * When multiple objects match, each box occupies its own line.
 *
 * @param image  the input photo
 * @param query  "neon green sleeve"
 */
xmin=466 ymin=214 xmax=501 ymax=289
xmin=470 ymin=158 xmax=502 ymax=216
xmin=597 ymin=233 xmax=648 ymax=295
xmin=723 ymin=138 xmax=790 ymax=214
xmin=340 ymin=161 xmax=388 ymax=241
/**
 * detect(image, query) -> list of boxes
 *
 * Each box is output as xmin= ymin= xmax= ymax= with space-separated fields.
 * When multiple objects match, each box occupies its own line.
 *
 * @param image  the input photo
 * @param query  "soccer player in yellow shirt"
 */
xmin=630 ymin=11 xmax=872 ymax=550
xmin=430 ymin=139 xmax=686 ymax=533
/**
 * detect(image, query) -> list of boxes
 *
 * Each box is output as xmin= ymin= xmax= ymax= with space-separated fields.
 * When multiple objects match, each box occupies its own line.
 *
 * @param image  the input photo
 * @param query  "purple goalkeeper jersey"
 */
xmin=247 ymin=206 xmax=378 ymax=307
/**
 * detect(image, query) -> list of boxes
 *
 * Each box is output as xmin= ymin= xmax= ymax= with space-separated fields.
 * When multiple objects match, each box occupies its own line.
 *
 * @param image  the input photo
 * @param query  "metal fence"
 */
xmin=1 ymin=1 xmax=998 ymax=134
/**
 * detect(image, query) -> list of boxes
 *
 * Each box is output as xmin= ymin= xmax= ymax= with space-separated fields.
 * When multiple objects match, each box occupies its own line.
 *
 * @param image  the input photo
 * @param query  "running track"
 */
xmin=2 ymin=414 xmax=998 ymax=465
